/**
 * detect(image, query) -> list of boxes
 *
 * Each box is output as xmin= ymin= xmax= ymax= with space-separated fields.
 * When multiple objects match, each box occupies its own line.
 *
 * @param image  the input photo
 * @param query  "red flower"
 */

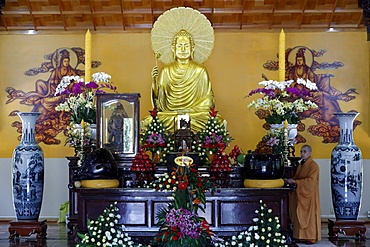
xmin=178 ymin=181 xmax=188 ymax=190
xmin=149 ymin=107 xmax=158 ymax=117
xmin=209 ymin=107 xmax=218 ymax=117
xmin=172 ymin=235 xmax=178 ymax=241
xmin=201 ymin=219 xmax=214 ymax=236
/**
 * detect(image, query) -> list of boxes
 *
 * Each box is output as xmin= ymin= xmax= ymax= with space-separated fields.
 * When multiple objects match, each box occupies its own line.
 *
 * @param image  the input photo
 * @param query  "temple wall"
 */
xmin=0 ymin=31 xmax=369 ymax=218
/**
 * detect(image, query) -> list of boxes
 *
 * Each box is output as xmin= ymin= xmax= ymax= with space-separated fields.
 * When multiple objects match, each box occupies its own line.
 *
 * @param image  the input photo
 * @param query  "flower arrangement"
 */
xmin=65 ymin=120 xmax=94 ymax=156
xmin=198 ymin=107 xmax=233 ymax=161
xmin=55 ymin=72 xmax=117 ymax=155
xmin=153 ymin=207 xmax=214 ymax=246
xmin=141 ymin=108 xmax=171 ymax=159
xmin=262 ymin=128 xmax=285 ymax=155
xmin=55 ymin=72 xmax=117 ymax=124
xmin=217 ymin=200 xmax=287 ymax=247
xmin=247 ymin=78 xmax=318 ymax=124
xmin=147 ymin=156 xmax=218 ymax=246
xmin=76 ymin=202 xmax=145 ymax=247
xmin=148 ymin=160 xmax=216 ymax=213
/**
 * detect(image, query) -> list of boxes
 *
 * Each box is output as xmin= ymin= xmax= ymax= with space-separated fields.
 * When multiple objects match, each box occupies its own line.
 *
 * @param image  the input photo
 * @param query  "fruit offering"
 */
xmin=131 ymin=147 xmax=155 ymax=172
xmin=209 ymin=151 xmax=233 ymax=173
xmin=229 ymin=145 xmax=241 ymax=161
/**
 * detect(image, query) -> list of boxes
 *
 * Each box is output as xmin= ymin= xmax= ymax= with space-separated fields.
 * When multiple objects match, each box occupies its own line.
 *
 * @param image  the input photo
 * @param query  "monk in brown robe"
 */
xmin=284 ymin=144 xmax=321 ymax=244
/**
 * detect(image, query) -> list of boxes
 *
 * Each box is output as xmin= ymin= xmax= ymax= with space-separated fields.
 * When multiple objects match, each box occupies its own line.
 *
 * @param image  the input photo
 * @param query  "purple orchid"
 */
xmin=72 ymin=82 xmax=85 ymax=95
xmin=286 ymin=87 xmax=309 ymax=97
xmin=248 ymin=88 xmax=276 ymax=98
xmin=165 ymin=208 xmax=202 ymax=239
xmin=85 ymin=81 xmax=99 ymax=89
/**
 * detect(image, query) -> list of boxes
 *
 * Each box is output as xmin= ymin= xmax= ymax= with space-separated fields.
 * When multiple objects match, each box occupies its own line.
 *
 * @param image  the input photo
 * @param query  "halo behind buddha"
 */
xmin=151 ymin=7 xmax=215 ymax=65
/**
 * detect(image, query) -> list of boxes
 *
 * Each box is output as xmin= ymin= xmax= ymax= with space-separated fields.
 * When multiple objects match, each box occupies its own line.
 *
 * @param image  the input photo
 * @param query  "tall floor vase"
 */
xmin=11 ymin=112 xmax=44 ymax=221
xmin=331 ymin=112 xmax=362 ymax=220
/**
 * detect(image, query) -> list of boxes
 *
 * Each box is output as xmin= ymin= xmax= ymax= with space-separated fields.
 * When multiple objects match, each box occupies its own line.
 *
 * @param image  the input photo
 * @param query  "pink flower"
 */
xmin=266 ymin=137 xmax=280 ymax=147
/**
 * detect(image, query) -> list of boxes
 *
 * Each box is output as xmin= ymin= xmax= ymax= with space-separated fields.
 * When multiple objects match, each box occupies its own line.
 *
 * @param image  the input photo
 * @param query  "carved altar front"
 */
xmin=75 ymin=187 xmax=294 ymax=244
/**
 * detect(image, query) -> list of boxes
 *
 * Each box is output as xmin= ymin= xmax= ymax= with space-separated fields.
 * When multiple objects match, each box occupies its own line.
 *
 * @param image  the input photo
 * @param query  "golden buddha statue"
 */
xmin=145 ymin=7 xmax=223 ymax=133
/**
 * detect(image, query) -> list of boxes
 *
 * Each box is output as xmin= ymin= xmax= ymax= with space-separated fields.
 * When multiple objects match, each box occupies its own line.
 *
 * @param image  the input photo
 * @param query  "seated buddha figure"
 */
xmin=148 ymin=29 xmax=222 ymax=133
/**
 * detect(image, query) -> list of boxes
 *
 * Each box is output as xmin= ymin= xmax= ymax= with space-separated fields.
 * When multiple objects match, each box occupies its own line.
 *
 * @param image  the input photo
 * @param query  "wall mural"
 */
xmin=5 ymin=46 xmax=361 ymax=145
xmin=260 ymin=46 xmax=361 ymax=143
xmin=5 ymin=47 xmax=99 ymax=145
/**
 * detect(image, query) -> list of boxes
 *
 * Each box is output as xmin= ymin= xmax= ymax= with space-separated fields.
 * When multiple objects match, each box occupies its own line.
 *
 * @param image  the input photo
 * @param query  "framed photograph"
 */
xmin=96 ymin=93 xmax=140 ymax=165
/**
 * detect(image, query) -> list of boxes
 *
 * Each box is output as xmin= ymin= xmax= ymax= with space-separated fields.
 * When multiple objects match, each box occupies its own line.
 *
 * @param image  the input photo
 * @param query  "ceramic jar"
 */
xmin=11 ymin=112 xmax=44 ymax=221
xmin=331 ymin=112 xmax=362 ymax=220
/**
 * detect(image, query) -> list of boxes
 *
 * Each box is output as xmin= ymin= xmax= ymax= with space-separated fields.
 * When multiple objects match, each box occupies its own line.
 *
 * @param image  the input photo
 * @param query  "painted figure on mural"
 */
xmin=32 ymin=49 xmax=78 ymax=121
xmin=262 ymin=46 xmax=361 ymax=143
xmin=287 ymin=47 xmax=315 ymax=82
xmin=287 ymin=47 xmax=358 ymax=126
xmin=5 ymin=47 xmax=92 ymax=144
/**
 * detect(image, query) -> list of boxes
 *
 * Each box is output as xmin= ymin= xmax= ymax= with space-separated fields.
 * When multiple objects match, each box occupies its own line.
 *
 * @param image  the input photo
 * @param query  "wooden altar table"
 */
xmin=75 ymin=187 xmax=294 ymax=244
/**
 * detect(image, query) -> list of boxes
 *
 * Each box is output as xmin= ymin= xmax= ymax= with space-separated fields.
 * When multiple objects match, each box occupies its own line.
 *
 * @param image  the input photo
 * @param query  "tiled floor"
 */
xmin=0 ymin=220 xmax=370 ymax=247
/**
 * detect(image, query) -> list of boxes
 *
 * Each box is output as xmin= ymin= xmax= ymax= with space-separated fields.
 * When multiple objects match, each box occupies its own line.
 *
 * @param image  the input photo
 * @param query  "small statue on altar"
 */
xmin=174 ymin=116 xmax=194 ymax=152
xmin=107 ymin=102 xmax=128 ymax=149
xmin=144 ymin=7 xmax=223 ymax=134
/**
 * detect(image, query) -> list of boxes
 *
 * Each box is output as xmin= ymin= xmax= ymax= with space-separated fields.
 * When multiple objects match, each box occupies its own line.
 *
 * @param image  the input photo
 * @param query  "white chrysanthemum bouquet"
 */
xmin=215 ymin=200 xmax=288 ymax=247
xmin=76 ymin=202 xmax=146 ymax=247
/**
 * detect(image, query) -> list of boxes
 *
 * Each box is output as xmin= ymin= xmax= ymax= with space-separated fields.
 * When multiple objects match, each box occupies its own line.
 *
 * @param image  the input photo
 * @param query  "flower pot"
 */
xmin=11 ymin=112 xmax=44 ymax=221
xmin=331 ymin=112 xmax=362 ymax=220
xmin=270 ymin=122 xmax=298 ymax=140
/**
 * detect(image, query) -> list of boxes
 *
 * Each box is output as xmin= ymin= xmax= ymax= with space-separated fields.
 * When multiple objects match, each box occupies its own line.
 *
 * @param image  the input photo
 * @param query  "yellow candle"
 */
xmin=81 ymin=119 xmax=86 ymax=128
xmin=85 ymin=29 xmax=92 ymax=82
xmin=279 ymin=29 xmax=285 ymax=82
xmin=284 ymin=119 xmax=288 ymax=128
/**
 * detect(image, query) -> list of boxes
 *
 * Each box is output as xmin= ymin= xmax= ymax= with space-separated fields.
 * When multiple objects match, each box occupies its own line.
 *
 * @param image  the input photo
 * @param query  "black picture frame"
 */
xmin=96 ymin=93 xmax=140 ymax=166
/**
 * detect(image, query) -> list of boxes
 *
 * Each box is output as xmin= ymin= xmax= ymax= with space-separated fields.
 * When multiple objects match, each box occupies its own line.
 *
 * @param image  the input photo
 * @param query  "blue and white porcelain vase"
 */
xmin=331 ymin=112 xmax=362 ymax=220
xmin=12 ymin=112 xmax=44 ymax=221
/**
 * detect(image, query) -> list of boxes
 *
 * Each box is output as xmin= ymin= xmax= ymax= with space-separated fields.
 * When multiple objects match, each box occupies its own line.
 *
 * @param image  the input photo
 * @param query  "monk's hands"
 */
xmin=284 ymin=178 xmax=296 ymax=186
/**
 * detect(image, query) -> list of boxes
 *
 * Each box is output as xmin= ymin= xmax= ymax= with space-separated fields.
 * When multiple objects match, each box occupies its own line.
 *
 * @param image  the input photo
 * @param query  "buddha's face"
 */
xmin=174 ymin=36 xmax=192 ymax=60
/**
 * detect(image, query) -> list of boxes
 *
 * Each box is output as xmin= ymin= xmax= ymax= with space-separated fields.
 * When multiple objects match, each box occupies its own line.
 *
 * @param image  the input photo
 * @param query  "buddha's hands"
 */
xmin=151 ymin=66 xmax=158 ymax=81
